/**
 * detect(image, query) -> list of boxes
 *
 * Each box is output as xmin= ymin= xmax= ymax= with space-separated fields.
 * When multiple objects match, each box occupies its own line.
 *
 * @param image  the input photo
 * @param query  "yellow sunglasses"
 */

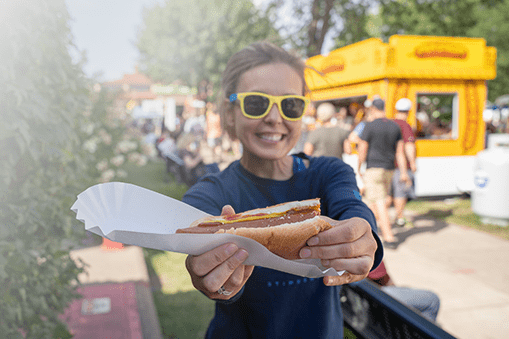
xmin=229 ymin=92 xmax=310 ymax=121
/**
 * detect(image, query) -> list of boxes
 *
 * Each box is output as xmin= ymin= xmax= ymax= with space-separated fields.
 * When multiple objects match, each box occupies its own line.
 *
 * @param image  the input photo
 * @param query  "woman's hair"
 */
xmin=220 ymin=41 xmax=308 ymax=138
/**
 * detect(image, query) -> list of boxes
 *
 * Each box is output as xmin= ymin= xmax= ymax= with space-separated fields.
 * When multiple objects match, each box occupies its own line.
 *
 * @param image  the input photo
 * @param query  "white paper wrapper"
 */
xmin=71 ymin=182 xmax=344 ymax=278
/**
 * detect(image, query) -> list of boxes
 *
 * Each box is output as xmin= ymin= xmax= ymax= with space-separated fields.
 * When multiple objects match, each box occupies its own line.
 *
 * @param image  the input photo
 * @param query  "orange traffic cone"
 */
xmin=101 ymin=237 xmax=124 ymax=251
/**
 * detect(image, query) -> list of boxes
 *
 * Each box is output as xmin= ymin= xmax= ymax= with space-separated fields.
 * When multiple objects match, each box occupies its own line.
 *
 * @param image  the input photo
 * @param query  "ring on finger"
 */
xmin=217 ymin=286 xmax=232 ymax=296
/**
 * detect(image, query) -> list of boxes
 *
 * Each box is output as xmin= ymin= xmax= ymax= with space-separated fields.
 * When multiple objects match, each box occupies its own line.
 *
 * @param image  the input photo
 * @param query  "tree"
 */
xmin=136 ymin=0 xmax=279 ymax=97
xmin=468 ymin=0 xmax=509 ymax=100
xmin=378 ymin=0 xmax=509 ymax=100
xmin=331 ymin=0 xmax=374 ymax=49
xmin=264 ymin=0 xmax=375 ymax=57
xmin=378 ymin=0 xmax=480 ymax=39
xmin=0 ymin=0 xmax=91 ymax=337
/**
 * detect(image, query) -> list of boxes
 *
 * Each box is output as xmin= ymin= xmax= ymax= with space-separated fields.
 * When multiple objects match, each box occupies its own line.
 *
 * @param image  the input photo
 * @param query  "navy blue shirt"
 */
xmin=183 ymin=154 xmax=383 ymax=338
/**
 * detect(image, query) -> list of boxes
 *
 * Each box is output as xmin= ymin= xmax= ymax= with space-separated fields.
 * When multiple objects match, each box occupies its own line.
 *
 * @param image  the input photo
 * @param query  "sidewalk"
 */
xmin=384 ymin=209 xmax=509 ymax=339
xmin=67 ymin=245 xmax=163 ymax=339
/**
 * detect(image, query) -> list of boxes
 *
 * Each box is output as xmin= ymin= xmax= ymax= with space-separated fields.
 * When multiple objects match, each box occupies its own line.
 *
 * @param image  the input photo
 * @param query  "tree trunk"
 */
xmin=306 ymin=0 xmax=334 ymax=57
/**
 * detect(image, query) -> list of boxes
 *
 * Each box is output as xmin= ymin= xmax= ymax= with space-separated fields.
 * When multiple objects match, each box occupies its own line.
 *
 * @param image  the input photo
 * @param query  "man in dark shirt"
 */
xmin=358 ymin=98 xmax=409 ymax=248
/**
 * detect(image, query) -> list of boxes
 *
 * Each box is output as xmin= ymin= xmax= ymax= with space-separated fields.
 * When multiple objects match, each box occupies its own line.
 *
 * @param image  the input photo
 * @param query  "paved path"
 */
xmin=384 ymin=210 xmax=509 ymax=339
xmin=71 ymin=245 xmax=150 ymax=285
xmin=67 ymin=245 xmax=163 ymax=339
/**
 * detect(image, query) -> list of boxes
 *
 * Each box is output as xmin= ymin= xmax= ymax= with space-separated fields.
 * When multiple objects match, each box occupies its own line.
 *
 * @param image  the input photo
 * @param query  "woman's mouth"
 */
xmin=257 ymin=133 xmax=284 ymax=142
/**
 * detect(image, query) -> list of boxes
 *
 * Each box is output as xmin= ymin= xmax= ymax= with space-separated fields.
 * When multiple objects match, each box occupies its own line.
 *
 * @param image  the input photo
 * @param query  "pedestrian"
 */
xmin=182 ymin=41 xmax=382 ymax=338
xmin=346 ymin=98 xmax=375 ymax=154
xmin=388 ymin=98 xmax=417 ymax=227
xmin=368 ymin=260 xmax=440 ymax=322
xmin=337 ymin=106 xmax=353 ymax=130
xmin=357 ymin=98 xmax=410 ymax=249
xmin=303 ymin=102 xmax=350 ymax=158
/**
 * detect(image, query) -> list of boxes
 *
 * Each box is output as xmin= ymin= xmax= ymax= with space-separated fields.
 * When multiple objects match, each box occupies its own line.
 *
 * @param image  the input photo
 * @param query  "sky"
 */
xmin=66 ymin=0 xmax=163 ymax=82
xmin=65 ymin=0 xmax=333 ymax=83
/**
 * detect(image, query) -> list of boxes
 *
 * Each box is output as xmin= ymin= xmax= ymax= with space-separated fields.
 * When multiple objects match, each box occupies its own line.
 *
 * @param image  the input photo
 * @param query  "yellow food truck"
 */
xmin=305 ymin=35 xmax=497 ymax=197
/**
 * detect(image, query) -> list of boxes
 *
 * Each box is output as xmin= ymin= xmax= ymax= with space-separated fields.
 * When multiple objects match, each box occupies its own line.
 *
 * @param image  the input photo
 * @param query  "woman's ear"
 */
xmin=221 ymin=98 xmax=237 ymax=139
xmin=224 ymin=99 xmax=235 ymax=127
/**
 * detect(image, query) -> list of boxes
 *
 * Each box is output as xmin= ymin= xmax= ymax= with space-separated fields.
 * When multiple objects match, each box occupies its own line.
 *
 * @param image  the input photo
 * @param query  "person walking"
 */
xmin=388 ymin=98 xmax=417 ymax=227
xmin=357 ymin=98 xmax=409 ymax=248
xmin=182 ymin=41 xmax=381 ymax=338
xmin=303 ymin=102 xmax=350 ymax=158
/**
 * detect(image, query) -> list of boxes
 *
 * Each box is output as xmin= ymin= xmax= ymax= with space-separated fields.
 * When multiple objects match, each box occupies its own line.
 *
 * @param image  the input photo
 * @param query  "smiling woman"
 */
xmin=180 ymin=41 xmax=382 ymax=339
xmin=227 ymin=63 xmax=306 ymax=176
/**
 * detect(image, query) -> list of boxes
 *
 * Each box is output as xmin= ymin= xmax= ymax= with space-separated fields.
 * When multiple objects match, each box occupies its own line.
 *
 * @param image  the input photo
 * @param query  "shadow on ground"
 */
xmin=393 ymin=209 xmax=453 ymax=246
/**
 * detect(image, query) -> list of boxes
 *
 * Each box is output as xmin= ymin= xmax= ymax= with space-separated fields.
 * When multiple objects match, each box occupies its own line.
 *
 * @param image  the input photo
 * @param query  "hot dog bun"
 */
xmin=176 ymin=199 xmax=332 ymax=260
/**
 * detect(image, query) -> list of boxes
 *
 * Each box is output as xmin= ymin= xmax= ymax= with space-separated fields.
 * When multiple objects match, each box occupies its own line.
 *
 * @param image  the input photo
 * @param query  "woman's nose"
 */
xmin=263 ymin=103 xmax=283 ymax=123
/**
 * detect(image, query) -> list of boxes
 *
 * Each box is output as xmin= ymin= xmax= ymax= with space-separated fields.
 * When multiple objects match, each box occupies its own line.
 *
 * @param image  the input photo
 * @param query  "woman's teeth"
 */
xmin=259 ymin=134 xmax=283 ymax=141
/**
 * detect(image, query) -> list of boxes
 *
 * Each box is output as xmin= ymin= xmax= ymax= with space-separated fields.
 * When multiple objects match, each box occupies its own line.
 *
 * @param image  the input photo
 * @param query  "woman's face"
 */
xmin=227 ymin=63 xmax=303 ymax=162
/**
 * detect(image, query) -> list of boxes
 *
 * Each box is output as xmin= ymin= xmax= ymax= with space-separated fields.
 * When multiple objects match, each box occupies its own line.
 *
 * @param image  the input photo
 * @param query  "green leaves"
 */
xmin=378 ymin=0 xmax=509 ymax=100
xmin=137 ymin=0 xmax=279 ymax=93
xmin=0 ymin=0 xmax=91 ymax=337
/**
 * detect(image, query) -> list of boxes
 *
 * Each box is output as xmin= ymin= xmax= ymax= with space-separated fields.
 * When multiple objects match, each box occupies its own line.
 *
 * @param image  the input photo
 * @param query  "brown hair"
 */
xmin=220 ymin=41 xmax=308 ymax=138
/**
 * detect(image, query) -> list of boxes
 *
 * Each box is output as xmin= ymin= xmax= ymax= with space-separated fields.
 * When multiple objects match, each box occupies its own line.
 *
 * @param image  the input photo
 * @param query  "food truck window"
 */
xmin=416 ymin=93 xmax=458 ymax=140
xmin=314 ymin=96 xmax=368 ymax=129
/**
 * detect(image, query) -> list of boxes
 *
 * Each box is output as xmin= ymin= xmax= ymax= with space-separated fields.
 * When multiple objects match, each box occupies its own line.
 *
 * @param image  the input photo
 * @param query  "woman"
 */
xmin=182 ymin=42 xmax=383 ymax=338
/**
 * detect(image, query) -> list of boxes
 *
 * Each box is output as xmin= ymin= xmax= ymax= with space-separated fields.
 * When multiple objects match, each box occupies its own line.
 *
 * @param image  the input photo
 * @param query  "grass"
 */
xmin=145 ymin=249 xmax=215 ymax=339
xmin=406 ymin=196 xmax=509 ymax=241
xmin=119 ymin=160 xmax=189 ymax=200
xmin=119 ymin=158 xmax=215 ymax=338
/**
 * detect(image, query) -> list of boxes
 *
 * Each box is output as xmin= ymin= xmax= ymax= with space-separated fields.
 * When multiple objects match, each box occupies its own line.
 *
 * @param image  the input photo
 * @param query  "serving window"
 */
xmin=415 ymin=93 xmax=458 ymax=140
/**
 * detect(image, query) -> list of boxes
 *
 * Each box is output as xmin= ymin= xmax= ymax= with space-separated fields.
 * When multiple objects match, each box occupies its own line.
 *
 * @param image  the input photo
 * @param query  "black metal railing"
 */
xmin=341 ymin=280 xmax=457 ymax=339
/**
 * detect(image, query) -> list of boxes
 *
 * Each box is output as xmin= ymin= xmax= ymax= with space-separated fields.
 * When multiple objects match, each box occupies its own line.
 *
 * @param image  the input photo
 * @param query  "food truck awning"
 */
xmin=306 ymin=35 xmax=497 ymax=91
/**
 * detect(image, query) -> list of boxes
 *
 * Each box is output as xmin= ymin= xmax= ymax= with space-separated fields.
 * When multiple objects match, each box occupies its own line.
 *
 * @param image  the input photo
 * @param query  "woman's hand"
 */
xmin=185 ymin=205 xmax=254 ymax=300
xmin=299 ymin=217 xmax=377 ymax=286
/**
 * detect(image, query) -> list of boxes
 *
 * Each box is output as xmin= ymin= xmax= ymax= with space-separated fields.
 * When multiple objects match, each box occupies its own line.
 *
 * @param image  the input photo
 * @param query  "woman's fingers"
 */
xmin=200 ymin=248 xmax=249 ymax=293
xmin=300 ymin=233 xmax=376 ymax=261
xmin=216 ymin=264 xmax=254 ymax=297
xmin=298 ymin=217 xmax=377 ymax=286
xmin=307 ymin=217 xmax=371 ymax=246
xmin=186 ymin=243 xmax=240 ymax=277
xmin=320 ymin=256 xmax=374 ymax=276
xmin=221 ymin=205 xmax=236 ymax=216
xmin=323 ymin=272 xmax=362 ymax=286
xmin=186 ymin=242 xmax=251 ymax=299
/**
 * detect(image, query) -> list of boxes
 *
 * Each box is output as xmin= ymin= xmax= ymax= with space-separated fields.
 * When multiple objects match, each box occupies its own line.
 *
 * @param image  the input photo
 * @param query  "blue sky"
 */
xmin=66 ymin=0 xmax=163 ymax=82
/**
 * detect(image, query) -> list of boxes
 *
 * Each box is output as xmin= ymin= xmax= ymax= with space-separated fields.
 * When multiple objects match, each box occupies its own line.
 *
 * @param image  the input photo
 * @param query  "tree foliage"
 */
xmin=467 ymin=0 xmax=509 ymax=101
xmin=378 ymin=0 xmax=509 ymax=100
xmin=137 ymin=0 xmax=280 ymax=94
xmin=331 ymin=0 xmax=374 ymax=49
xmin=378 ymin=0 xmax=480 ymax=38
xmin=0 ymin=0 xmax=92 ymax=337
xmin=265 ymin=0 xmax=375 ymax=57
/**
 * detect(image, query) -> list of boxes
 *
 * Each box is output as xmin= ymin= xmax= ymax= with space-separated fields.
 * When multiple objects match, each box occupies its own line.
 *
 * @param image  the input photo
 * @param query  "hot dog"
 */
xmin=176 ymin=199 xmax=332 ymax=260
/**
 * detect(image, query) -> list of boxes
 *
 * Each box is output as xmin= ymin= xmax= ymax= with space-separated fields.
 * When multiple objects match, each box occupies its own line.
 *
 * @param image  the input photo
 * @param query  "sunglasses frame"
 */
xmin=229 ymin=92 xmax=310 ymax=121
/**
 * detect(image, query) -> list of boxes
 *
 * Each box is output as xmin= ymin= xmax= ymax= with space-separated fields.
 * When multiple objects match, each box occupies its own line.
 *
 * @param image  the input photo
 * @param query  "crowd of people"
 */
xmin=154 ymin=102 xmax=242 ymax=186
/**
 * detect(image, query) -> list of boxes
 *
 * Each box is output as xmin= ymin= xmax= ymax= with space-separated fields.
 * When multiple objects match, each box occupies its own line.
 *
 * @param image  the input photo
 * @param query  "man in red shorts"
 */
xmin=388 ymin=98 xmax=417 ymax=227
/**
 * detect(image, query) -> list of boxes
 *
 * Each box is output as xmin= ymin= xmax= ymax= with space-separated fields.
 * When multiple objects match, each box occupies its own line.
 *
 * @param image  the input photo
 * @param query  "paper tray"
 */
xmin=71 ymin=182 xmax=344 ymax=278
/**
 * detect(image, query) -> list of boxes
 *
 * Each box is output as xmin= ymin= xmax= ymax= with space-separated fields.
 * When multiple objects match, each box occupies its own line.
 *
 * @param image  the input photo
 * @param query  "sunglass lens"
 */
xmin=244 ymin=95 xmax=270 ymax=117
xmin=281 ymin=98 xmax=306 ymax=119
